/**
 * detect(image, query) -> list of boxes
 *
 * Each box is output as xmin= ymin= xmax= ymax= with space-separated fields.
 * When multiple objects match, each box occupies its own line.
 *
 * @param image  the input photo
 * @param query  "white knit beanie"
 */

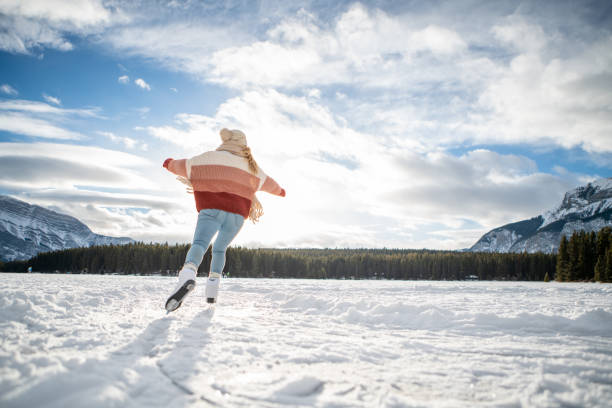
xmin=220 ymin=128 xmax=247 ymax=146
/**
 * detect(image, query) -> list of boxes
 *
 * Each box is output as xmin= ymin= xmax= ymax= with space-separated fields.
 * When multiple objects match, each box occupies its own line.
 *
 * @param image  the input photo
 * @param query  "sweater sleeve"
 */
xmin=164 ymin=158 xmax=188 ymax=178
xmin=260 ymin=176 xmax=286 ymax=197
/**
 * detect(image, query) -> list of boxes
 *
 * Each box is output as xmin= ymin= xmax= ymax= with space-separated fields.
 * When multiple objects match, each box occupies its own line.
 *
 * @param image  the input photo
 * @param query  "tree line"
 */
xmin=556 ymin=227 xmax=611 ymax=282
xmin=2 ymin=243 xmax=556 ymax=281
xmin=1 ymin=228 xmax=610 ymax=282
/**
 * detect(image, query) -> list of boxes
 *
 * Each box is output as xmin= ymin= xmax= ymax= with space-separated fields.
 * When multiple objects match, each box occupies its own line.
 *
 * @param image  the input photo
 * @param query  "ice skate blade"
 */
xmin=165 ymin=299 xmax=179 ymax=312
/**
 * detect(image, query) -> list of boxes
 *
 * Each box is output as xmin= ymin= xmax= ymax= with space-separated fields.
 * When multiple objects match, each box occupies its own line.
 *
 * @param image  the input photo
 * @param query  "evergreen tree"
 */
xmin=594 ymin=256 xmax=604 ymax=282
xmin=596 ymin=228 xmax=611 ymax=258
xmin=567 ymin=233 xmax=581 ymax=281
xmin=586 ymin=231 xmax=597 ymax=279
xmin=605 ymin=247 xmax=612 ymax=283
xmin=582 ymin=231 xmax=591 ymax=280
xmin=557 ymin=235 xmax=570 ymax=282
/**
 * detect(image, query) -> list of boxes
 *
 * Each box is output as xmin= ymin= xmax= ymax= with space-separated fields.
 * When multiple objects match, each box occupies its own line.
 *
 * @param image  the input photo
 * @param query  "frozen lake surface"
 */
xmin=1 ymin=274 xmax=611 ymax=407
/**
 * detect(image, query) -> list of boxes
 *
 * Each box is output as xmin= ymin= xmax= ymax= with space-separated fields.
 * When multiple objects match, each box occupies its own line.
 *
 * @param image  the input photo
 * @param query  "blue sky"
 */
xmin=0 ymin=0 xmax=611 ymax=249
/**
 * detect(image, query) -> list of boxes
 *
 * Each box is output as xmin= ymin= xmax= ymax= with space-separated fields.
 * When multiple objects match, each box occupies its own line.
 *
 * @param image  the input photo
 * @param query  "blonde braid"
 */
xmin=241 ymin=146 xmax=263 ymax=223
xmin=242 ymin=146 xmax=259 ymax=174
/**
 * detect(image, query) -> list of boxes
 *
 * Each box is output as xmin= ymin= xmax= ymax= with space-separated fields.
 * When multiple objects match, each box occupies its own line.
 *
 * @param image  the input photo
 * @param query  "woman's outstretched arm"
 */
xmin=163 ymin=158 xmax=188 ymax=178
xmin=260 ymin=175 xmax=286 ymax=197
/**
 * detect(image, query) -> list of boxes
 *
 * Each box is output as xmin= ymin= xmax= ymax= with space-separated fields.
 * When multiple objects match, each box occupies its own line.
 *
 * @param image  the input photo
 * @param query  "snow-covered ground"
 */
xmin=1 ymin=274 xmax=612 ymax=407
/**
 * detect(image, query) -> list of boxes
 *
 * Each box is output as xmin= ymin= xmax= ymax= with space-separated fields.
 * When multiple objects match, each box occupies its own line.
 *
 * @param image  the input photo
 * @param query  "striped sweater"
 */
xmin=163 ymin=151 xmax=285 ymax=218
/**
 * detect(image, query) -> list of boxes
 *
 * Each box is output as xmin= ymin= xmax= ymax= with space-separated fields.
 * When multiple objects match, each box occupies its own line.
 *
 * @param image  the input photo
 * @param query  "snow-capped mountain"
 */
xmin=470 ymin=178 xmax=612 ymax=253
xmin=0 ymin=195 xmax=134 ymax=261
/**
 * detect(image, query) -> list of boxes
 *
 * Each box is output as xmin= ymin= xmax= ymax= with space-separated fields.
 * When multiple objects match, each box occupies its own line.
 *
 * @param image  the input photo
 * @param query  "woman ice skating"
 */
xmin=163 ymin=128 xmax=286 ymax=312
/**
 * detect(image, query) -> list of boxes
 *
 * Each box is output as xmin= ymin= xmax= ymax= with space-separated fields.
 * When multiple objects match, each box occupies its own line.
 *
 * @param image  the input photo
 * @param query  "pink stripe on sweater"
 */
xmin=190 ymin=165 xmax=259 ymax=189
xmin=189 ymin=165 xmax=259 ymax=199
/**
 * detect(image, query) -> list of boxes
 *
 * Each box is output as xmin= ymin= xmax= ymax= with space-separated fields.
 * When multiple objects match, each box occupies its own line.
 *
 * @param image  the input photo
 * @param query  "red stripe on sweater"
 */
xmin=194 ymin=191 xmax=250 ymax=219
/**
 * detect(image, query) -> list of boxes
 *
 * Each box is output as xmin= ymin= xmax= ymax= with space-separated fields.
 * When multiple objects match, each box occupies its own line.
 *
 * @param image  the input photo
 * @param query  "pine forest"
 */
xmin=2 ymin=228 xmax=611 ymax=282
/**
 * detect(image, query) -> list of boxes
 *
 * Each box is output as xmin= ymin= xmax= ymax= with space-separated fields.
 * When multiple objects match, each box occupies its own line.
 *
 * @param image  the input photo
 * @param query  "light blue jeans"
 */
xmin=184 ymin=209 xmax=245 ymax=274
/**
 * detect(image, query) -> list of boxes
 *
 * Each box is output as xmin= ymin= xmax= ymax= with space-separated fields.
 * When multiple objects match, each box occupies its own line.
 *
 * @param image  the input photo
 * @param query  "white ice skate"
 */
xmin=165 ymin=264 xmax=197 ymax=313
xmin=205 ymin=272 xmax=221 ymax=304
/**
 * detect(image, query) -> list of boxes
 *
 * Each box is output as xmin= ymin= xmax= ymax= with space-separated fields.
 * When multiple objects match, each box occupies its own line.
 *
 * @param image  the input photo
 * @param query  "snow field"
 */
xmin=1 ymin=274 xmax=612 ymax=407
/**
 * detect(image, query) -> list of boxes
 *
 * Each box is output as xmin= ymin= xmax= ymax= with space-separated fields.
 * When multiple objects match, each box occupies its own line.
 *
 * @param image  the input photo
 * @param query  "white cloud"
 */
xmin=11 ymin=189 xmax=189 ymax=242
xmin=134 ymin=78 xmax=151 ymax=90
xmin=64 ymin=205 xmax=183 ymax=241
xmin=307 ymin=88 xmax=321 ymax=99
xmin=0 ymin=0 xmax=112 ymax=28
xmin=492 ymin=15 xmax=547 ymax=53
xmin=102 ymin=22 xmax=245 ymax=77
xmin=357 ymin=148 xmax=584 ymax=249
xmin=0 ymin=98 xmax=103 ymax=141
xmin=0 ymin=143 xmax=163 ymax=195
xmin=0 ymin=15 xmax=74 ymax=54
xmin=97 ymin=130 xmax=141 ymax=150
xmin=0 ymin=155 xmax=127 ymax=187
xmin=0 ymin=99 xmax=100 ymax=117
xmin=146 ymin=113 xmax=219 ymax=150
xmin=0 ymin=112 xmax=84 ymax=140
xmin=207 ymin=5 xmax=468 ymax=89
xmin=103 ymin=4 xmax=467 ymax=91
xmin=0 ymin=142 xmax=152 ymax=169
xmin=42 ymin=93 xmax=61 ymax=105
xmin=409 ymin=25 xmax=466 ymax=55
xmin=170 ymin=87 xmax=178 ymax=93
xmin=118 ymin=75 xmax=129 ymax=84
xmin=0 ymin=142 xmax=155 ymax=168
xmin=384 ymin=149 xmax=573 ymax=221
xmin=0 ymin=0 xmax=120 ymax=54
xmin=146 ymin=88 xmax=374 ymax=163
xmin=0 ymin=84 xmax=18 ymax=95
xmin=468 ymin=34 xmax=612 ymax=153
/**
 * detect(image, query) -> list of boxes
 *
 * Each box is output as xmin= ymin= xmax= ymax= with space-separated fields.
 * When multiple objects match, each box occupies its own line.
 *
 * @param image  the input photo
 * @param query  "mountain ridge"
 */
xmin=0 ymin=195 xmax=134 ymax=262
xmin=470 ymin=177 xmax=612 ymax=253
